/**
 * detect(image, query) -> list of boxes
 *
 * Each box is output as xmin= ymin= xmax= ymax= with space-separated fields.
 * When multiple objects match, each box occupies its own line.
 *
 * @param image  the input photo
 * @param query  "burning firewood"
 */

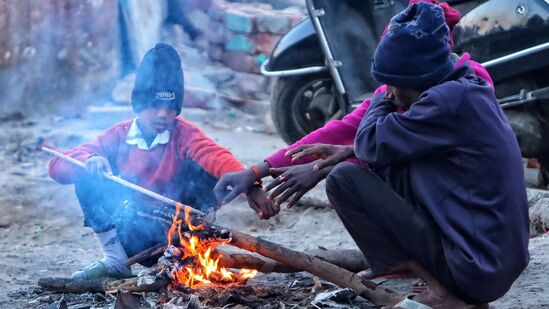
xmin=157 ymin=205 xmax=258 ymax=289
xmin=166 ymin=204 xmax=405 ymax=306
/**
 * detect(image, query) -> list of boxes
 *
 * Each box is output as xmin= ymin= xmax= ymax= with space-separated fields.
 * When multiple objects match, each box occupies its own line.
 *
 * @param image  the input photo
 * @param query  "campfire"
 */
xmin=38 ymin=148 xmax=406 ymax=307
xmin=159 ymin=204 xmax=257 ymax=288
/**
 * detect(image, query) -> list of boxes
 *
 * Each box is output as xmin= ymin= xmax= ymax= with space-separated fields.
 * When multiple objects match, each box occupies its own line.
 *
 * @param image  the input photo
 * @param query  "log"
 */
xmin=126 ymin=242 xmax=166 ymax=266
xmin=38 ymin=276 xmax=169 ymax=294
xmin=127 ymin=240 xmax=368 ymax=274
xmin=227 ymin=230 xmax=405 ymax=307
xmin=216 ymin=247 xmax=368 ymax=273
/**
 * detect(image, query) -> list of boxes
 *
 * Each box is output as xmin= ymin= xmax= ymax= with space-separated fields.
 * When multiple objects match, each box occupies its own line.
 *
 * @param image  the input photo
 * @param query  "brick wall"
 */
xmin=187 ymin=0 xmax=304 ymax=74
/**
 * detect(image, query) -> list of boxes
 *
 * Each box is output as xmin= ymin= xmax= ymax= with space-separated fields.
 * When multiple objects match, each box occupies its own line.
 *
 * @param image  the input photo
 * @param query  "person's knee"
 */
xmin=327 ymin=162 xmax=371 ymax=190
xmin=326 ymin=162 xmax=364 ymax=208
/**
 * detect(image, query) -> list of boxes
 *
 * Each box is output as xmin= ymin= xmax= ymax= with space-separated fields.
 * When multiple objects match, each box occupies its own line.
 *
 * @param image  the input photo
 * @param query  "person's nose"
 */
xmin=156 ymin=106 xmax=169 ymax=119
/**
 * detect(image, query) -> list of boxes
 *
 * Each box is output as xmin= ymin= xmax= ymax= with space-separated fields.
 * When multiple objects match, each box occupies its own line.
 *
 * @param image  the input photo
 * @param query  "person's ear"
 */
xmin=384 ymin=87 xmax=395 ymax=100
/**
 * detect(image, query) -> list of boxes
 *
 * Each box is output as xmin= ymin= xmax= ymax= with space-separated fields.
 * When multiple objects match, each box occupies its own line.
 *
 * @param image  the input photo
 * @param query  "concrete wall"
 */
xmin=0 ymin=0 xmax=121 ymax=116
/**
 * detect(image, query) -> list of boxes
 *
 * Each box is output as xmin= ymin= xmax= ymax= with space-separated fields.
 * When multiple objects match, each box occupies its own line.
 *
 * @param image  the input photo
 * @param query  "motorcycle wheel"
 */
xmin=271 ymin=73 xmax=339 ymax=145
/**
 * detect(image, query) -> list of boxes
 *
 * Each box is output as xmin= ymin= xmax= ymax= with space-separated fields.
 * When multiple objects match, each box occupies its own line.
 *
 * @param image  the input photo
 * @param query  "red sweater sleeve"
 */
xmin=178 ymin=119 xmax=244 ymax=178
xmin=48 ymin=124 xmax=124 ymax=184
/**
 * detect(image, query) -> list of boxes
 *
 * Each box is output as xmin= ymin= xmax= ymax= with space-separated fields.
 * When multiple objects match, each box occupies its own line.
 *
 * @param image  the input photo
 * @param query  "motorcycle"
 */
xmin=261 ymin=0 xmax=549 ymax=185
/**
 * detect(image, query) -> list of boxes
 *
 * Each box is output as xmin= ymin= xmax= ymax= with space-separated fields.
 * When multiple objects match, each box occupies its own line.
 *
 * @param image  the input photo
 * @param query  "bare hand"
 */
xmin=85 ymin=155 xmax=112 ymax=176
xmin=214 ymin=169 xmax=257 ymax=206
xmin=265 ymin=161 xmax=331 ymax=208
xmin=285 ymin=144 xmax=354 ymax=171
xmin=246 ymin=185 xmax=279 ymax=219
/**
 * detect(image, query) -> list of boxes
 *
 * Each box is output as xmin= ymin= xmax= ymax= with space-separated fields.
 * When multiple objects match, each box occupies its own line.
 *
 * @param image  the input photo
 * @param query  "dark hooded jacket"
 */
xmin=355 ymin=64 xmax=529 ymax=301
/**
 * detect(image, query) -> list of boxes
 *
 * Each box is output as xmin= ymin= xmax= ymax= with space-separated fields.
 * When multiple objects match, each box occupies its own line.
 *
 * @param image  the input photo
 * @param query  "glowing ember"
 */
xmin=165 ymin=203 xmax=257 ymax=288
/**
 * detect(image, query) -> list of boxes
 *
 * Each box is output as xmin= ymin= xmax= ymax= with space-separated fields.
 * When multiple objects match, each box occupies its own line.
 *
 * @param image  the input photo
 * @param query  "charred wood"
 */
xmin=37 ymin=276 xmax=169 ymax=294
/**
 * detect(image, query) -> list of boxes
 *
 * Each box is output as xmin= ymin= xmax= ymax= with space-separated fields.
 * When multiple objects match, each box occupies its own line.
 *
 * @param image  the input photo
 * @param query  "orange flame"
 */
xmin=167 ymin=203 xmax=257 ymax=288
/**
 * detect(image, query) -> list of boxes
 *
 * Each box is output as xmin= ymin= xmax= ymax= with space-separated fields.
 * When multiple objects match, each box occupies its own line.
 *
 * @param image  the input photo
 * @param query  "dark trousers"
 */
xmin=326 ymin=162 xmax=469 ymax=301
xmin=74 ymin=160 xmax=218 ymax=261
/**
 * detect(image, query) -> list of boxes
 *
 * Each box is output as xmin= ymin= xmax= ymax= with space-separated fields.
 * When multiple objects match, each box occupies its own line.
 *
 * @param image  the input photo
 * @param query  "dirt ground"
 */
xmin=0 ymin=108 xmax=548 ymax=308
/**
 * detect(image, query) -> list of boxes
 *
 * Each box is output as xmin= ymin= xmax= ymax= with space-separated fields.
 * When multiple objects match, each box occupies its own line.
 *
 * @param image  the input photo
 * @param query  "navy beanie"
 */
xmin=131 ymin=43 xmax=184 ymax=114
xmin=371 ymin=2 xmax=454 ymax=89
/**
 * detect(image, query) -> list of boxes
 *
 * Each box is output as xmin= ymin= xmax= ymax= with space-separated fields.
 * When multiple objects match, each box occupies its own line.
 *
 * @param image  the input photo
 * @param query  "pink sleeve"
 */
xmin=265 ymin=101 xmax=368 ymax=167
xmin=265 ymin=85 xmax=386 ymax=167
xmin=265 ymin=86 xmax=389 ymax=168
xmin=456 ymin=52 xmax=494 ymax=88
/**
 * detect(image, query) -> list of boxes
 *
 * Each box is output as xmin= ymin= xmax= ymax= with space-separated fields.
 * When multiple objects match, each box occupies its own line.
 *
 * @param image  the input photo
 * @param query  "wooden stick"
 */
xmin=38 ymin=276 xmax=169 ymax=294
xmin=227 ymin=230 xmax=405 ymax=307
xmin=42 ymin=147 xmax=204 ymax=217
xmin=127 ymin=239 xmax=368 ymax=274
xmin=217 ymin=247 xmax=369 ymax=273
xmin=127 ymin=242 xmax=167 ymax=266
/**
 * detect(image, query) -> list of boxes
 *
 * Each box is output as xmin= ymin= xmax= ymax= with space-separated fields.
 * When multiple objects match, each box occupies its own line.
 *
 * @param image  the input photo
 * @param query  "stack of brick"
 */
xmin=209 ymin=1 xmax=303 ymax=73
xmin=163 ymin=0 xmax=305 ymax=106
xmin=187 ymin=0 xmax=304 ymax=74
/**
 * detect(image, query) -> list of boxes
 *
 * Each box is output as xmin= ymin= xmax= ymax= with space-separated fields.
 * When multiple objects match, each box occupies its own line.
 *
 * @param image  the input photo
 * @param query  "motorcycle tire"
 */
xmin=271 ymin=72 xmax=337 ymax=145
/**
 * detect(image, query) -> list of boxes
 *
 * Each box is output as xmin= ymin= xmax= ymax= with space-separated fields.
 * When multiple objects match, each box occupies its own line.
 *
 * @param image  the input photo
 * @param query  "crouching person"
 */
xmin=48 ymin=43 xmax=244 ymax=280
xmin=326 ymin=3 xmax=529 ymax=308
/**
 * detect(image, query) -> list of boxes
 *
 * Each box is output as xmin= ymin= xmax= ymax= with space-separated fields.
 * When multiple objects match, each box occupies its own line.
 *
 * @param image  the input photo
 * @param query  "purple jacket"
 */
xmin=265 ymin=53 xmax=493 ymax=168
xmin=355 ymin=64 xmax=529 ymax=302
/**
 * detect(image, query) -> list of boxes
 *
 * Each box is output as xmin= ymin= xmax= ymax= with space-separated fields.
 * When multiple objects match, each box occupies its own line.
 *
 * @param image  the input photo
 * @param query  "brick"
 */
xmin=222 ymin=52 xmax=257 ymax=73
xmin=202 ymin=65 xmax=234 ymax=84
xmin=233 ymin=71 xmax=269 ymax=101
xmin=187 ymin=9 xmax=210 ymax=33
xmin=205 ymin=20 xmax=225 ymax=45
xmin=288 ymin=14 xmax=305 ymax=27
xmin=250 ymin=33 xmax=281 ymax=55
xmin=187 ymin=0 xmax=213 ymax=12
xmin=184 ymin=87 xmax=216 ymax=109
xmin=225 ymin=34 xmax=255 ymax=54
xmin=255 ymin=53 xmax=268 ymax=67
xmin=256 ymin=11 xmax=291 ymax=34
xmin=208 ymin=43 xmax=224 ymax=62
xmin=223 ymin=9 xmax=255 ymax=34
xmin=208 ymin=0 xmax=227 ymax=21
xmin=186 ymin=69 xmax=216 ymax=92
xmin=282 ymin=7 xmax=306 ymax=26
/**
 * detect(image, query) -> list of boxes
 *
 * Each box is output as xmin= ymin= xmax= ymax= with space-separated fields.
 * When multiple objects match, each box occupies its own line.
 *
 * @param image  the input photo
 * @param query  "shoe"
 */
xmin=70 ymin=261 xmax=133 ymax=280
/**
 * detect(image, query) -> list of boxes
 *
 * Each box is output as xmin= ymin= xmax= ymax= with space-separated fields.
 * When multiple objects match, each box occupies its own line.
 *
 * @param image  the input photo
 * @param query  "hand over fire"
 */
xmin=213 ymin=169 xmax=257 ymax=205
xmin=265 ymin=161 xmax=332 ymax=209
xmin=246 ymin=185 xmax=279 ymax=220
xmin=285 ymin=144 xmax=355 ymax=171
xmin=84 ymin=155 xmax=112 ymax=176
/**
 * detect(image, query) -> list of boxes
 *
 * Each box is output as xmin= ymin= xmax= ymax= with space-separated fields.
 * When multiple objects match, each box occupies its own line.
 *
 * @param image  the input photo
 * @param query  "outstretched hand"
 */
xmin=285 ymin=144 xmax=355 ymax=171
xmin=214 ymin=169 xmax=257 ymax=206
xmin=246 ymin=185 xmax=280 ymax=219
xmin=265 ymin=161 xmax=332 ymax=208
